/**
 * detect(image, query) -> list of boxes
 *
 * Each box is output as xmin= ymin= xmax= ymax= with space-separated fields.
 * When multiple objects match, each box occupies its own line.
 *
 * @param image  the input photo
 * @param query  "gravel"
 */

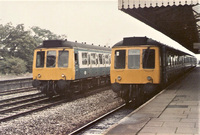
xmin=0 ymin=89 xmax=123 ymax=135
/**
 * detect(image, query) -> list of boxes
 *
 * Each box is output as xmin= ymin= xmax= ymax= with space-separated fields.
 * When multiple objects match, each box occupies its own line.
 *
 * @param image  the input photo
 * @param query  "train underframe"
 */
xmin=111 ymin=82 xmax=159 ymax=107
xmin=32 ymin=76 xmax=110 ymax=98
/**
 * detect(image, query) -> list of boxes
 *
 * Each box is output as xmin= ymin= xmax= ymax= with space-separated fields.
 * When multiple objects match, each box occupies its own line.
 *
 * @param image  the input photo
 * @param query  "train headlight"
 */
xmin=117 ymin=76 xmax=122 ymax=81
xmin=147 ymin=76 xmax=152 ymax=81
xmin=61 ymin=74 xmax=66 ymax=78
xmin=38 ymin=74 xmax=41 ymax=78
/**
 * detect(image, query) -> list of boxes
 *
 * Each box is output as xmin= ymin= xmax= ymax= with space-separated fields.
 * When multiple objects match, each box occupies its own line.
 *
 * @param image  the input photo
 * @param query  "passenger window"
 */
xmin=114 ymin=50 xmax=126 ymax=69
xmin=36 ymin=51 xmax=45 ymax=68
xmin=82 ymin=53 xmax=88 ymax=65
xmin=99 ymin=54 xmax=103 ymax=64
xmin=96 ymin=54 xmax=98 ymax=65
xmin=142 ymin=49 xmax=155 ymax=69
xmin=58 ymin=51 xmax=69 ymax=67
xmin=88 ymin=54 xmax=90 ymax=65
xmin=91 ymin=53 xmax=96 ymax=65
xmin=105 ymin=54 xmax=109 ymax=64
xmin=128 ymin=49 xmax=140 ymax=69
xmin=46 ymin=51 xmax=56 ymax=67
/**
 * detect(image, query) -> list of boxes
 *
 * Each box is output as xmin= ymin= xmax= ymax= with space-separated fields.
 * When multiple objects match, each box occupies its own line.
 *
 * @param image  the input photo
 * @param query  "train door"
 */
xmin=74 ymin=50 xmax=80 ymax=79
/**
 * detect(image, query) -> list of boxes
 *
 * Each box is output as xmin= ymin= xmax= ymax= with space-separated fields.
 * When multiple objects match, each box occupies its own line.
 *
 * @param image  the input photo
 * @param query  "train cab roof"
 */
xmin=112 ymin=37 xmax=163 ymax=48
xmin=36 ymin=40 xmax=111 ymax=51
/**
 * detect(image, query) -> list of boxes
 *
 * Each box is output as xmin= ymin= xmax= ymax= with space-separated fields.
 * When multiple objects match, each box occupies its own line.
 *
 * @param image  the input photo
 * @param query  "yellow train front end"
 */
xmin=110 ymin=37 xmax=161 ymax=104
xmin=32 ymin=46 xmax=75 ymax=97
xmin=110 ymin=46 xmax=161 ymax=84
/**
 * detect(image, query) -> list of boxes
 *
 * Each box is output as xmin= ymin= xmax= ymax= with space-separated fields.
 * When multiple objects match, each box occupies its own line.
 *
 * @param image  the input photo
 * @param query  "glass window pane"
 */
xmin=128 ymin=49 xmax=140 ymax=69
xmin=36 ymin=51 xmax=45 ymax=68
xmin=82 ymin=53 xmax=88 ymax=65
xmin=46 ymin=51 xmax=56 ymax=67
xmin=114 ymin=50 xmax=126 ymax=69
xmin=143 ymin=49 xmax=155 ymax=69
xmin=58 ymin=51 xmax=69 ymax=67
xmin=91 ymin=53 xmax=96 ymax=65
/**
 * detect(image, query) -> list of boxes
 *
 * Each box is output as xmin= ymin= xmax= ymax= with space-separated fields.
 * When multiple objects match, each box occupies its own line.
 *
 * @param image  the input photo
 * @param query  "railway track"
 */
xmin=0 ymin=87 xmax=37 ymax=96
xmin=0 ymin=85 xmax=111 ymax=123
xmin=68 ymin=103 xmax=129 ymax=135
xmin=0 ymin=95 xmax=66 ymax=123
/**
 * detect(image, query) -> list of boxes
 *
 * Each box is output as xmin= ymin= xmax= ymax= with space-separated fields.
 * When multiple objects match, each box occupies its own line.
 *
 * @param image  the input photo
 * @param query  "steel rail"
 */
xmin=68 ymin=103 xmax=126 ymax=135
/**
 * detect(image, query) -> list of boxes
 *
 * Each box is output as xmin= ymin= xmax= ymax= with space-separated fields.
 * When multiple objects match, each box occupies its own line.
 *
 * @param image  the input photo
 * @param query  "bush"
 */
xmin=0 ymin=57 xmax=27 ymax=75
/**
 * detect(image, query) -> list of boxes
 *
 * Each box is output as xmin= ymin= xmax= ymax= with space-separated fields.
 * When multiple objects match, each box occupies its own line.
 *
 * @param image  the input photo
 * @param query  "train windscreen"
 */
xmin=114 ymin=50 xmax=126 ymax=69
xmin=36 ymin=51 xmax=45 ymax=68
xmin=128 ymin=49 xmax=140 ymax=69
xmin=142 ymin=49 xmax=155 ymax=69
xmin=46 ymin=51 xmax=56 ymax=67
xmin=58 ymin=51 xmax=69 ymax=67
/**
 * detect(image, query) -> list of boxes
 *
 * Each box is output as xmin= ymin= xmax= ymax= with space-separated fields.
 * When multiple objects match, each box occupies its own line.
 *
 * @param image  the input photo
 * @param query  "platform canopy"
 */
xmin=119 ymin=0 xmax=200 ymax=54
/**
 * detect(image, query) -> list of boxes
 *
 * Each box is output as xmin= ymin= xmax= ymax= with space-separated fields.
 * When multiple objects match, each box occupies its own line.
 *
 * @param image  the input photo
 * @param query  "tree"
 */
xmin=31 ymin=26 xmax=67 ymax=45
xmin=1 ymin=24 xmax=38 ymax=72
xmin=0 ymin=57 xmax=27 ymax=75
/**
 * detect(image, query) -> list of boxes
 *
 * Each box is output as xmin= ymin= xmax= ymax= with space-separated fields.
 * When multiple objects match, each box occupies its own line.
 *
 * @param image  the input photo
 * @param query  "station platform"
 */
xmin=105 ymin=67 xmax=200 ymax=135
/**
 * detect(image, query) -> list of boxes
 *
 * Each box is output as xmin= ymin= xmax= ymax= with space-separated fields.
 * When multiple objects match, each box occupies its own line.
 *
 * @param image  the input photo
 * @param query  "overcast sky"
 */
xmin=0 ymin=0 xmax=199 ymax=59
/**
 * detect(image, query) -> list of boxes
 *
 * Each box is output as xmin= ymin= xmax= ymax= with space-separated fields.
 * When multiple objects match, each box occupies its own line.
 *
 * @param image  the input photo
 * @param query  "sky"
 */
xmin=0 ymin=0 xmax=199 ymax=59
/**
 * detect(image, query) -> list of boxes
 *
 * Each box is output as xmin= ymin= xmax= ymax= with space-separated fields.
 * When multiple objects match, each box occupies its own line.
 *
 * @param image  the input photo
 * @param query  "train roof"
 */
xmin=113 ymin=37 xmax=163 ymax=47
xmin=36 ymin=40 xmax=111 ymax=51
xmin=113 ymin=37 xmax=193 ymax=56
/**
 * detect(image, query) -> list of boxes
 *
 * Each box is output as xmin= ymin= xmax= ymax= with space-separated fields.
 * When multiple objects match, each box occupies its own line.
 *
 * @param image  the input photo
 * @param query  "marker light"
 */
xmin=117 ymin=76 xmax=122 ymax=81
xmin=38 ymin=74 xmax=41 ymax=78
xmin=147 ymin=76 xmax=152 ymax=81
xmin=62 ymin=74 xmax=66 ymax=78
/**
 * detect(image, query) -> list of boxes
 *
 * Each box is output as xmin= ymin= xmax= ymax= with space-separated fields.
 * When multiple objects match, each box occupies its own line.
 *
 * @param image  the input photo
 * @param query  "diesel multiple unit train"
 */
xmin=110 ymin=37 xmax=196 ymax=104
xmin=32 ymin=37 xmax=197 ymax=102
xmin=32 ymin=40 xmax=111 ymax=97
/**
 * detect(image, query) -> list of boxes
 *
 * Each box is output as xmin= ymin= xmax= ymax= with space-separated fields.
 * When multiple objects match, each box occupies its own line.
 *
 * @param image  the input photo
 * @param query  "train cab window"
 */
xmin=114 ymin=50 xmax=126 ymax=69
xmin=142 ymin=49 xmax=155 ymax=69
xmin=82 ymin=53 xmax=88 ymax=65
xmin=46 ymin=51 xmax=56 ymax=67
xmin=58 ymin=50 xmax=69 ymax=67
xmin=36 ymin=51 xmax=45 ymax=68
xmin=128 ymin=49 xmax=140 ymax=69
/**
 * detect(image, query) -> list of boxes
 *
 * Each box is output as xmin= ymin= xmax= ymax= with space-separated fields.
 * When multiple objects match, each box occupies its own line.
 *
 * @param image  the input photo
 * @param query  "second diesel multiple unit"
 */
xmin=32 ymin=40 xmax=111 ymax=97
xmin=110 ymin=37 xmax=196 ymax=104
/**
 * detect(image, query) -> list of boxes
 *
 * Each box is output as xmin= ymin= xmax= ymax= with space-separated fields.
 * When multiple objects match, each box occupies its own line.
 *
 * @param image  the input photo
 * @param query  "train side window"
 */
xmin=114 ymin=50 xmax=126 ymax=69
xmin=46 ymin=51 xmax=56 ymax=68
xmin=109 ymin=55 xmax=111 ymax=65
xmin=102 ymin=54 xmax=105 ymax=65
xmin=91 ymin=53 xmax=96 ymax=65
xmin=128 ymin=49 xmax=140 ymax=69
xmin=36 ymin=51 xmax=45 ymax=68
xmin=105 ymin=54 xmax=109 ymax=64
xmin=88 ymin=54 xmax=90 ymax=65
xmin=99 ymin=54 xmax=103 ymax=64
xmin=96 ymin=54 xmax=98 ymax=65
xmin=142 ymin=49 xmax=155 ymax=69
xmin=82 ymin=53 xmax=88 ymax=65
xmin=58 ymin=51 xmax=69 ymax=67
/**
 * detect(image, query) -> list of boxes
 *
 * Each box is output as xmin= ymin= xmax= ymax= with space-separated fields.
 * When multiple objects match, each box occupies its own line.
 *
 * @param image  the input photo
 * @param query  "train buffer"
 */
xmin=104 ymin=67 xmax=200 ymax=134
